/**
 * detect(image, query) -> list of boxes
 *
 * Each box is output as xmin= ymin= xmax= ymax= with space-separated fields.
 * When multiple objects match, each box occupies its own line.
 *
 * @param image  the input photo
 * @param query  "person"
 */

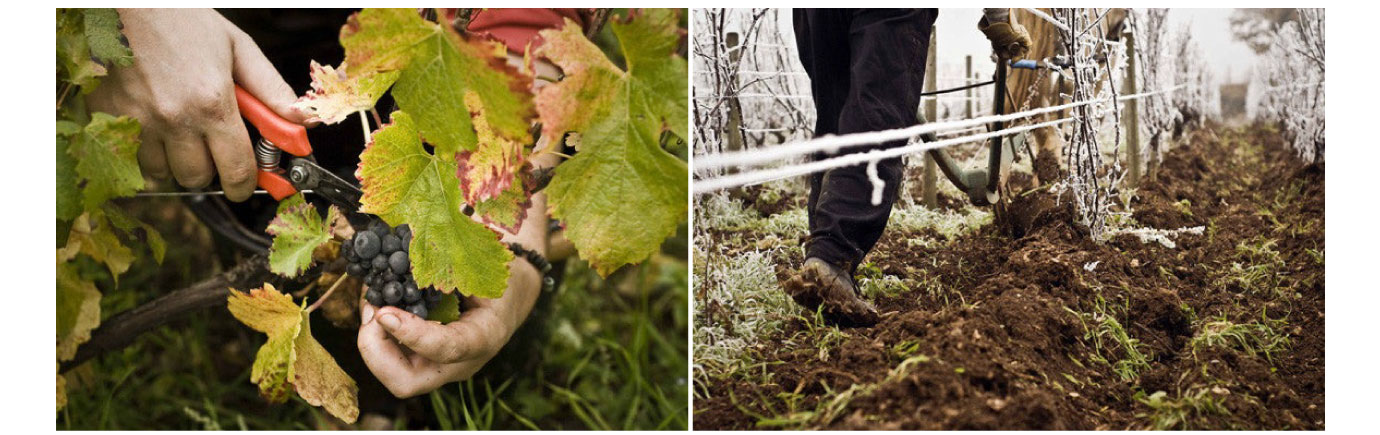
xmin=783 ymin=8 xmax=1030 ymax=327
xmin=88 ymin=8 xmax=588 ymax=399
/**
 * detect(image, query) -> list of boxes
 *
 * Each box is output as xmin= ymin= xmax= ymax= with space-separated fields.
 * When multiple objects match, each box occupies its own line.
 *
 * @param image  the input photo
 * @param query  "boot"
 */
xmin=783 ymin=258 xmax=880 ymax=327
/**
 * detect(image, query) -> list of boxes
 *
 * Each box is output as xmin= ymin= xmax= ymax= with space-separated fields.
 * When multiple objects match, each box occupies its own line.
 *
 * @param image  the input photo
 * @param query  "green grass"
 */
xmin=1189 ymin=312 xmax=1291 ymax=363
xmin=1134 ymin=389 xmax=1231 ymax=430
xmin=1066 ymin=294 xmax=1151 ymax=381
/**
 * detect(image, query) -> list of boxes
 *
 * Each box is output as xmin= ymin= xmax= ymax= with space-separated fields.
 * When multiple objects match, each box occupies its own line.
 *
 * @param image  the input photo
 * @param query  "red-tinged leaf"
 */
xmin=456 ymin=91 xmax=527 ymax=205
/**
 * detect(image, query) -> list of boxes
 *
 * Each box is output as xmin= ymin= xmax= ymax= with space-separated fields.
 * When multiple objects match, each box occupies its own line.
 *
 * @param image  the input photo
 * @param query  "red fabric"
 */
xmin=467 ymin=8 xmax=588 ymax=53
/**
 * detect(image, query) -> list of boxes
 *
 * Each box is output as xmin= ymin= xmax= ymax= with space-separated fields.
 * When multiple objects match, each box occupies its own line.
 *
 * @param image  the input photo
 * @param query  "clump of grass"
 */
xmin=694 ymin=249 xmax=795 ymax=379
xmin=1214 ymin=236 xmax=1290 ymax=298
xmin=1066 ymin=294 xmax=1151 ymax=380
xmin=855 ymin=262 xmax=910 ymax=299
xmin=757 ymin=354 xmax=932 ymax=429
xmin=887 ymin=204 xmax=991 ymax=240
xmin=1189 ymin=313 xmax=1291 ymax=363
xmin=1134 ymin=389 xmax=1231 ymax=430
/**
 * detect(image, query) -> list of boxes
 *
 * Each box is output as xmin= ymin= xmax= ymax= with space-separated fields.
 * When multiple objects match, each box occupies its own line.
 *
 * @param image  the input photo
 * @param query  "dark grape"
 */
xmin=383 ymin=269 xmax=398 ymax=283
xmin=407 ymin=303 xmax=428 ymax=319
xmin=369 ymin=220 xmax=390 ymax=239
xmin=382 ymin=281 xmax=402 ymax=304
xmin=389 ymin=251 xmax=410 ymax=274
xmin=397 ymin=225 xmax=413 ymax=247
xmin=342 ymin=239 xmax=356 ymax=261
xmin=425 ymin=288 xmax=441 ymax=304
xmin=403 ymin=282 xmax=421 ymax=303
xmin=346 ymin=263 xmax=364 ymax=277
xmin=365 ymin=287 xmax=384 ymax=306
xmin=381 ymin=234 xmax=402 ymax=254
xmin=371 ymin=255 xmax=389 ymax=271
xmin=354 ymin=231 xmax=381 ymax=258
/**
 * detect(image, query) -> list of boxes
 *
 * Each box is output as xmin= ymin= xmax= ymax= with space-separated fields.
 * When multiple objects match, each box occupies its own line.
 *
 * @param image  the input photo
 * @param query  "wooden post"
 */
xmin=965 ymin=55 xmax=974 ymax=119
xmin=1122 ymin=32 xmax=1142 ymax=187
xmin=724 ymin=32 xmax=747 ymax=162
xmin=922 ymin=28 xmax=939 ymax=208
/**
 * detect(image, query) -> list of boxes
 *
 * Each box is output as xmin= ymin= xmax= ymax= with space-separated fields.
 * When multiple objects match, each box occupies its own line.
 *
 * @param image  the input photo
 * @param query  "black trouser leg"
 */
xmin=793 ymin=8 xmax=936 ymax=272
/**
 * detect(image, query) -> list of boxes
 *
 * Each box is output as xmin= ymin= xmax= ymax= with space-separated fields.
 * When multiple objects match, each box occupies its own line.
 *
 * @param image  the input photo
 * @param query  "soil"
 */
xmin=694 ymin=123 xmax=1324 ymax=430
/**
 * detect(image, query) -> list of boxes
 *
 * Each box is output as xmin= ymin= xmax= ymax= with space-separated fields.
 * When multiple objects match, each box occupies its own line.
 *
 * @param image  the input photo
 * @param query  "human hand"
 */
xmin=978 ymin=15 xmax=1033 ymax=60
xmin=357 ymin=190 xmax=549 ymax=398
xmin=86 ymin=9 xmax=310 ymax=202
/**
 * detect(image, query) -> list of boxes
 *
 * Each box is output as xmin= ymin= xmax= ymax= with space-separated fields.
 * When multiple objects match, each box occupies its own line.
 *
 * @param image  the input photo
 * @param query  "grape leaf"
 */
xmin=104 ymin=204 xmax=166 ymax=265
xmin=535 ymin=10 xmax=689 ymax=276
xmin=456 ymin=91 xmax=528 ymax=206
xmin=426 ymin=292 xmax=462 ymax=323
xmin=341 ymin=8 xmax=533 ymax=155
xmin=57 ymin=256 xmax=101 ymax=362
xmin=358 ymin=112 xmax=512 ymax=297
xmin=471 ymin=169 xmax=531 ymax=234
xmin=57 ymin=122 xmax=82 ymax=221
xmin=57 ymin=9 xmax=107 ymax=91
xmin=68 ymin=113 xmax=144 ymax=212
xmin=82 ymin=8 xmax=133 ymax=68
xmin=266 ymin=194 xmax=341 ymax=278
xmin=60 ymin=211 xmax=133 ymax=279
xmin=57 ymin=365 xmax=68 ymax=412
xmin=227 ymin=284 xmax=359 ymax=423
xmin=293 ymin=61 xmax=399 ymax=125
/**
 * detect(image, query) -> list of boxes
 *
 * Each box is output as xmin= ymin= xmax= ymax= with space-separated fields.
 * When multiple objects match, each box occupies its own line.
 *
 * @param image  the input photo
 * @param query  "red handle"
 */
xmin=234 ymin=85 xmax=311 ymax=156
xmin=234 ymin=85 xmax=310 ymax=200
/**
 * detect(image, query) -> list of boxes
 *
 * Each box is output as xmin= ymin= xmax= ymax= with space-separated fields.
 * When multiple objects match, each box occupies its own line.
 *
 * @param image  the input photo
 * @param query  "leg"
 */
xmin=793 ymin=9 xmax=851 ymax=228
xmin=807 ymin=8 xmax=937 ymax=272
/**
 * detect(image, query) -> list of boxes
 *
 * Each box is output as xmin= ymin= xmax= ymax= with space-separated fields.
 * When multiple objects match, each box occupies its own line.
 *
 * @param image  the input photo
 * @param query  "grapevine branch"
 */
xmin=60 ymin=254 xmax=316 ymax=372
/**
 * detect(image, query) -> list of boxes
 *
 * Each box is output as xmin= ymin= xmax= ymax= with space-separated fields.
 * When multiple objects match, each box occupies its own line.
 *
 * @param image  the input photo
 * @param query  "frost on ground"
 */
xmin=693 ymin=247 xmax=794 ymax=378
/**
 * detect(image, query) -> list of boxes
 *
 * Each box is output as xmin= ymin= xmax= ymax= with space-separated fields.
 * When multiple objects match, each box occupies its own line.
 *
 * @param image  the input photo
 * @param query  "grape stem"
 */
xmin=306 ymin=272 xmax=351 ymax=313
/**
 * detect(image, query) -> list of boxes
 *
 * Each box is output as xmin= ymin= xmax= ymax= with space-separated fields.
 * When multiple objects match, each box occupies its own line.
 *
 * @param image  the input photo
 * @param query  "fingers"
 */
xmin=227 ymin=27 xmax=311 ymax=125
xmin=161 ymin=129 xmax=216 ymax=189
xmin=203 ymin=116 xmax=257 ymax=201
xmin=356 ymin=310 xmax=413 ymax=384
xmin=374 ymin=306 xmax=491 ymax=364
xmin=137 ymin=135 xmax=170 ymax=180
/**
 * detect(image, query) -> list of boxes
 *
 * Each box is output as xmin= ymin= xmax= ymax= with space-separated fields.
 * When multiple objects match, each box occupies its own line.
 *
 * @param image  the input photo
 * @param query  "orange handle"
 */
xmin=234 ymin=85 xmax=311 ymax=156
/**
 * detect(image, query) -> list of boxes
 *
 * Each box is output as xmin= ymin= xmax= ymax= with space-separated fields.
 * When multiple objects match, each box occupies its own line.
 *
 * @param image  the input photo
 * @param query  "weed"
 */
xmin=1066 ymin=294 xmax=1151 ymax=380
xmin=1189 ymin=312 xmax=1291 ymax=363
xmin=1134 ymin=389 xmax=1231 ymax=430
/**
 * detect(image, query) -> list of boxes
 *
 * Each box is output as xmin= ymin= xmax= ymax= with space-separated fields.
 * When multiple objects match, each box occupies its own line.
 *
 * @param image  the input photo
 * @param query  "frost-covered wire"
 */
xmin=696 ymin=83 xmax=1183 ymax=172
xmin=694 ymin=117 xmax=1076 ymax=193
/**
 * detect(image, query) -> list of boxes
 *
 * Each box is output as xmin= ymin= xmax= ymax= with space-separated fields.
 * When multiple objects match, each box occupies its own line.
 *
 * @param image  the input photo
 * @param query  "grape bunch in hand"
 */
xmin=344 ymin=221 xmax=446 ymax=319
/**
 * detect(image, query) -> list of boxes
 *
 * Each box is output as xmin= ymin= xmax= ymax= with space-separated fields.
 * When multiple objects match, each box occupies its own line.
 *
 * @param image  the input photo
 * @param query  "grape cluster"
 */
xmin=343 ymin=221 xmax=443 ymax=318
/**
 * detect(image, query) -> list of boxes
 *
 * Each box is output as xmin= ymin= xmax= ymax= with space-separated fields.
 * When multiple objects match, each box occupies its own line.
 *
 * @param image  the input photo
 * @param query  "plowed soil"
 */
xmin=694 ymin=123 xmax=1324 ymax=430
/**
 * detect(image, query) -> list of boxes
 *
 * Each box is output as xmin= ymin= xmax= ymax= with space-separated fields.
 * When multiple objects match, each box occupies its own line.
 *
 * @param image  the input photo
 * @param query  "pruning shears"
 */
xmin=233 ymin=85 xmax=363 ymax=212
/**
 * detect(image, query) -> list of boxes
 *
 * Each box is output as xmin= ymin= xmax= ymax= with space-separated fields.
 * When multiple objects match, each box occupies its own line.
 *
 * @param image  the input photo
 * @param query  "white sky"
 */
xmin=936 ymin=8 xmax=1259 ymax=84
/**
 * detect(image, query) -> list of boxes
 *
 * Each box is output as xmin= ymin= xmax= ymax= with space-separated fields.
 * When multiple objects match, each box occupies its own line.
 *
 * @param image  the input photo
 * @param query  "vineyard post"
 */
xmin=965 ymin=55 xmax=974 ymax=119
xmin=724 ymin=31 xmax=746 ymax=163
xmin=1122 ymin=31 xmax=1142 ymax=187
xmin=922 ymin=27 xmax=939 ymax=208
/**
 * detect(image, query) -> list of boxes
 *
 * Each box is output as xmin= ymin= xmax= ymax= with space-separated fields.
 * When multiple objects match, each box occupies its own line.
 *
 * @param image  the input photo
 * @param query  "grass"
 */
xmin=755 ymin=354 xmax=932 ymax=429
xmin=1134 ymin=388 xmax=1231 ymax=430
xmin=1188 ymin=312 xmax=1291 ymax=363
xmin=1214 ymin=236 xmax=1292 ymax=299
xmin=1065 ymin=293 xmax=1151 ymax=381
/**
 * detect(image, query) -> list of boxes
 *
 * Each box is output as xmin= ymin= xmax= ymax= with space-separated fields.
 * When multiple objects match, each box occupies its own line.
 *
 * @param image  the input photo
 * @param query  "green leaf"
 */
xmin=425 ymin=292 xmax=462 ymax=323
xmin=358 ymin=112 xmax=512 ymax=298
xmin=56 ymin=257 xmax=101 ymax=362
xmin=57 ymin=9 xmax=107 ymax=91
xmin=471 ymin=170 xmax=531 ymax=234
xmin=535 ymin=10 xmax=689 ymax=276
xmin=227 ymin=283 xmax=359 ymax=423
xmin=68 ymin=113 xmax=144 ymax=212
xmin=103 ymin=204 xmax=166 ymax=264
xmin=82 ymin=8 xmax=133 ymax=68
xmin=341 ymin=8 xmax=533 ymax=155
xmin=266 ymin=194 xmax=338 ymax=278
xmin=292 ymin=60 xmax=399 ymax=125
xmin=59 ymin=211 xmax=133 ymax=279
xmin=57 ymin=122 xmax=82 ymax=221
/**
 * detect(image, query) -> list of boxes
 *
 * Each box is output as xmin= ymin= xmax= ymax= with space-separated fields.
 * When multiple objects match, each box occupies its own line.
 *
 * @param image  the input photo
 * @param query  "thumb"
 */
xmin=227 ymin=28 xmax=313 ymax=125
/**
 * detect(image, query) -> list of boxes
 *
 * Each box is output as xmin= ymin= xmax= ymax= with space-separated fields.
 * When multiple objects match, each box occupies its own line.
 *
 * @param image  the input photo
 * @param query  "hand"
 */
xmin=357 ymin=190 xmax=549 ymax=398
xmin=978 ymin=15 xmax=1033 ymax=60
xmin=85 ymin=9 xmax=309 ymax=202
